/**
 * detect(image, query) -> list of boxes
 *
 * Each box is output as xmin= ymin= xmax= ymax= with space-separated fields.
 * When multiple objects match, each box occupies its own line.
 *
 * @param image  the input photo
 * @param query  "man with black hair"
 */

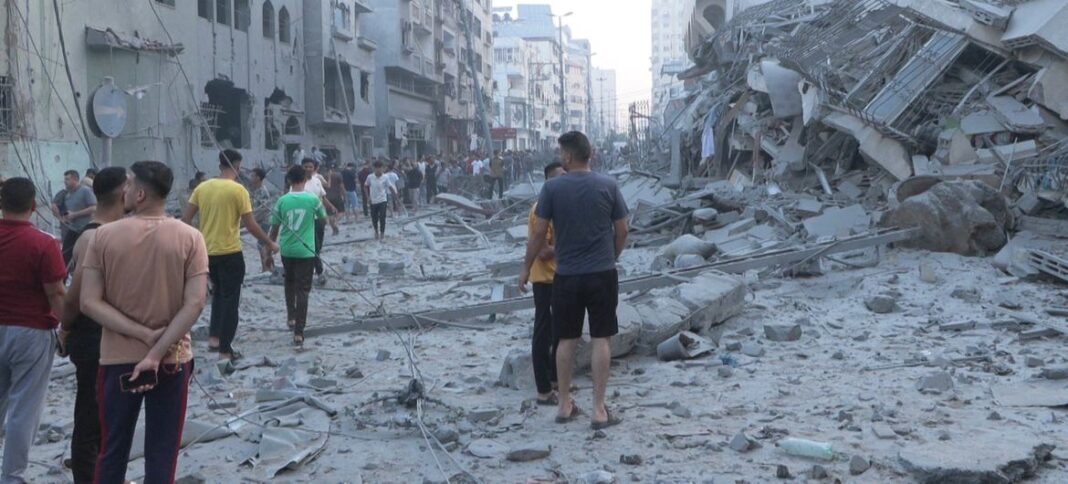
xmin=270 ymin=166 xmax=327 ymax=347
xmin=299 ymin=158 xmax=337 ymax=283
xmin=51 ymin=169 xmax=97 ymax=266
xmin=520 ymin=131 xmax=629 ymax=430
xmin=183 ymin=149 xmax=277 ymax=361
xmin=0 ymin=177 xmax=67 ymax=484
xmin=82 ymin=168 xmax=97 ymax=189
xmin=365 ymin=161 xmax=397 ymax=240
xmin=342 ymin=162 xmax=360 ymax=223
xmin=56 ymin=166 xmax=126 ymax=483
xmin=527 ymin=161 xmax=566 ymax=405
xmin=82 ymin=160 xmax=208 ymax=484
xmin=249 ymin=168 xmax=275 ymax=273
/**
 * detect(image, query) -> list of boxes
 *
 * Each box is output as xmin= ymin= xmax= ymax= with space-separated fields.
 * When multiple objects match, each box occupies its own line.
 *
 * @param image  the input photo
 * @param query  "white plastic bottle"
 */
xmin=778 ymin=437 xmax=835 ymax=460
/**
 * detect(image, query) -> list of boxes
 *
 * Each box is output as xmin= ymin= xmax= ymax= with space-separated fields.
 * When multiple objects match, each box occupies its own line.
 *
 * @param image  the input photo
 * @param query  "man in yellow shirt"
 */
xmin=183 ymin=150 xmax=277 ymax=361
xmin=528 ymin=161 xmax=566 ymax=405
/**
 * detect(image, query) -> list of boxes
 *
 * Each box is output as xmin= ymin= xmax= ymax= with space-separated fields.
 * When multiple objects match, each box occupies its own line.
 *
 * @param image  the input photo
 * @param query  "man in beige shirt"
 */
xmin=81 ymin=161 xmax=209 ymax=484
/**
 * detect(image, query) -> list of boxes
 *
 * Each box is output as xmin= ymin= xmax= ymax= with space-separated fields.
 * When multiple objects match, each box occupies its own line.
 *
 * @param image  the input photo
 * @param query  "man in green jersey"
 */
xmin=269 ymin=166 xmax=327 ymax=346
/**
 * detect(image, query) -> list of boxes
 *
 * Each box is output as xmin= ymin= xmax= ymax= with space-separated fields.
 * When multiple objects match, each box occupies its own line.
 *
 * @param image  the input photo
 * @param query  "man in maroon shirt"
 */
xmin=0 ymin=177 xmax=67 ymax=483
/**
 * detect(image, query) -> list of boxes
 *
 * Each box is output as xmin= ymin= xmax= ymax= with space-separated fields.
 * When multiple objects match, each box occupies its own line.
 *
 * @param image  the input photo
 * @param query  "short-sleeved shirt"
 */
xmin=271 ymin=192 xmax=326 ymax=258
xmin=60 ymin=185 xmax=97 ymax=232
xmin=490 ymin=157 xmax=505 ymax=178
xmin=189 ymin=178 xmax=253 ymax=256
xmin=528 ymin=203 xmax=556 ymax=284
xmin=365 ymin=174 xmax=396 ymax=205
xmin=0 ymin=220 xmax=67 ymax=330
xmin=82 ymin=216 xmax=209 ymax=365
xmin=299 ymin=173 xmax=327 ymax=198
xmin=535 ymin=171 xmax=629 ymax=276
xmin=342 ymin=169 xmax=358 ymax=192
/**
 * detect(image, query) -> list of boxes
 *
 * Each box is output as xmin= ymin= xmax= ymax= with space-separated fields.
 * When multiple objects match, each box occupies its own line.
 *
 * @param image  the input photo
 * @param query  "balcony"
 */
xmin=353 ymin=0 xmax=372 ymax=14
xmin=357 ymin=36 xmax=378 ymax=52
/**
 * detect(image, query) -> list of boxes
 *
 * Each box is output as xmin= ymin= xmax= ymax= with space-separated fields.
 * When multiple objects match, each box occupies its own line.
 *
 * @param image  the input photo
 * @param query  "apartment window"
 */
xmin=155 ymin=0 xmax=175 ymax=6
xmin=333 ymin=1 xmax=353 ymax=33
xmin=360 ymin=71 xmax=370 ymax=102
xmin=198 ymin=0 xmax=213 ymax=20
xmin=325 ymin=60 xmax=356 ymax=113
xmin=234 ymin=0 xmax=250 ymax=31
xmin=0 ymin=76 xmax=15 ymax=138
xmin=279 ymin=7 xmax=291 ymax=43
xmin=262 ymin=1 xmax=275 ymax=39
xmin=216 ymin=0 xmax=230 ymax=25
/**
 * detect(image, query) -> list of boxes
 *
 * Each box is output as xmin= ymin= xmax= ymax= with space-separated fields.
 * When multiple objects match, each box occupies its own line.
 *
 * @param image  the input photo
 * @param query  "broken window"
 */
xmin=279 ymin=7 xmax=291 ymax=43
xmin=262 ymin=1 xmax=275 ymax=39
xmin=284 ymin=116 xmax=302 ymax=135
xmin=333 ymin=1 xmax=353 ymax=35
xmin=216 ymin=0 xmax=230 ymax=26
xmin=234 ymin=0 xmax=250 ymax=32
xmin=0 ymin=76 xmax=16 ymax=138
xmin=198 ymin=0 xmax=213 ymax=20
xmin=324 ymin=60 xmax=356 ymax=113
xmin=204 ymin=78 xmax=251 ymax=149
xmin=360 ymin=71 xmax=370 ymax=102
xmin=265 ymin=108 xmax=281 ymax=150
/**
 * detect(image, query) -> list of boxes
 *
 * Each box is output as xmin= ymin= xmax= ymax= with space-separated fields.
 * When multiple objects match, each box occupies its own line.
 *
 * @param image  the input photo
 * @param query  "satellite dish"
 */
xmin=87 ymin=77 xmax=127 ymax=139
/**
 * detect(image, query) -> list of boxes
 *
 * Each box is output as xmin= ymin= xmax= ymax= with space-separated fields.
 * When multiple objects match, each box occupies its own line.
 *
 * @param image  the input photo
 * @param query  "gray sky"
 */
xmin=495 ymin=0 xmax=653 ymax=112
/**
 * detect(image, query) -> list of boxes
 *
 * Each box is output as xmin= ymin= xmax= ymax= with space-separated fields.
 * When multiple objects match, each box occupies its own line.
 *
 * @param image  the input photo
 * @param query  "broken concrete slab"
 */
xmin=505 ymin=225 xmax=527 ymax=241
xmin=761 ymin=60 xmax=803 ymax=119
xmin=988 ymin=96 xmax=1046 ymax=133
xmin=992 ymin=380 xmax=1068 ymax=407
xmin=824 ymin=111 xmax=913 ymax=180
xmin=672 ymin=272 xmax=747 ymax=333
xmin=882 ymin=180 xmax=1011 ymax=256
xmin=729 ymin=432 xmax=758 ymax=452
xmin=803 ymin=204 xmax=870 ymax=239
xmin=916 ymin=371 xmax=954 ymax=394
xmin=657 ymin=331 xmax=716 ymax=361
xmin=635 ymin=298 xmax=693 ymax=355
xmin=434 ymin=193 xmax=495 ymax=217
xmin=465 ymin=438 xmax=507 ymax=459
xmin=498 ymin=350 xmax=536 ymax=392
xmin=899 ymin=432 xmax=1054 ymax=484
xmin=976 ymin=140 xmax=1038 ymax=164
xmin=961 ymin=111 xmax=1006 ymax=135
xmin=576 ymin=302 xmax=641 ymax=368
xmin=764 ymin=324 xmax=802 ymax=342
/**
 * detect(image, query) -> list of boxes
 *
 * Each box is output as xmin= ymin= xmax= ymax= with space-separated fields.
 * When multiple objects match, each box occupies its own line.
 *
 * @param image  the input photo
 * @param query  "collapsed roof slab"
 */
xmin=1028 ymin=63 xmax=1068 ymax=120
xmin=824 ymin=111 xmax=914 ymax=180
xmin=1001 ymin=0 xmax=1068 ymax=58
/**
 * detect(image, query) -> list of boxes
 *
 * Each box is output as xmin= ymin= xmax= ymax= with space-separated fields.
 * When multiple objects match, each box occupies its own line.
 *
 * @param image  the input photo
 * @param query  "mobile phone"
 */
xmin=120 ymin=370 xmax=158 ymax=392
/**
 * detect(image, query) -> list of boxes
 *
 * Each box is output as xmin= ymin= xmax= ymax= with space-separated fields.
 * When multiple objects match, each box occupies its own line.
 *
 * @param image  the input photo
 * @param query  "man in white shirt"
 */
xmin=364 ymin=161 xmax=398 ymax=240
xmin=299 ymin=158 xmax=337 ymax=281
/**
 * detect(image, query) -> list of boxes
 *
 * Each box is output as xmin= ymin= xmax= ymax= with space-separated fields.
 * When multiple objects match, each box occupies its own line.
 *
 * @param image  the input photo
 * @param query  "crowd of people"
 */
xmin=0 ymin=131 xmax=628 ymax=483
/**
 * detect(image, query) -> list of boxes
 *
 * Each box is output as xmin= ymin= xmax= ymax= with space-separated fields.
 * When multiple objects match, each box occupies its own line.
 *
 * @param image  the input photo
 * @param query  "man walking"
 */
xmin=81 ymin=161 xmax=209 ymax=484
xmin=249 ymin=168 xmax=275 ymax=274
xmin=0 ymin=178 xmax=67 ymax=484
xmin=489 ymin=151 xmax=506 ymax=199
xmin=270 ymin=166 xmax=327 ymax=347
xmin=406 ymin=161 xmax=423 ymax=211
xmin=342 ymin=162 xmax=360 ymax=223
xmin=365 ymin=161 xmax=397 ymax=240
xmin=520 ymin=131 xmax=628 ymax=429
xmin=425 ymin=156 xmax=439 ymax=204
xmin=57 ymin=167 xmax=127 ymax=484
xmin=183 ymin=150 xmax=277 ymax=361
xmin=299 ymin=158 xmax=337 ymax=284
xmin=528 ymin=162 xmax=565 ymax=405
xmin=51 ymin=170 xmax=97 ymax=266
xmin=357 ymin=160 xmax=372 ymax=218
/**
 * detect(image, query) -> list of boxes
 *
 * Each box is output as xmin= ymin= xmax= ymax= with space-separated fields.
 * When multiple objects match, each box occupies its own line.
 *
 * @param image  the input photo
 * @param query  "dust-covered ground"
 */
xmin=21 ymin=209 xmax=1068 ymax=483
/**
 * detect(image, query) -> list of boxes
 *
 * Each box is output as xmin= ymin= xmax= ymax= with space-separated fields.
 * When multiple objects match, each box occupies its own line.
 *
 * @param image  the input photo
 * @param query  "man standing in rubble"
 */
xmin=183 ymin=149 xmax=278 ymax=361
xmin=82 ymin=161 xmax=208 ymax=484
xmin=520 ymin=131 xmax=629 ymax=429
xmin=0 ymin=177 xmax=68 ymax=484
xmin=527 ymin=161 xmax=566 ymax=406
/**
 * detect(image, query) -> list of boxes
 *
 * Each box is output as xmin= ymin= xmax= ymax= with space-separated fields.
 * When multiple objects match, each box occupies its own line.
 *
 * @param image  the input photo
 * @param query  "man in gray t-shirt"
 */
xmin=520 ymin=131 xmax=629 ymax=430
xmin=52 ymin=170 xmax=97 ymax=265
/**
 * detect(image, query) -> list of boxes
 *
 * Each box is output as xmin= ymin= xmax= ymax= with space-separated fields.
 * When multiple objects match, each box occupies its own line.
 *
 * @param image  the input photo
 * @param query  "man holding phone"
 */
xmin=81 ymin=161 xmax=209 ymax=484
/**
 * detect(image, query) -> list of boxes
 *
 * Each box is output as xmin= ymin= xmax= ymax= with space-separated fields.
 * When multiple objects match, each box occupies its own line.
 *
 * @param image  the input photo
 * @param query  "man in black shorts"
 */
xmin=520 ymin=131 xmax=629 ymax=429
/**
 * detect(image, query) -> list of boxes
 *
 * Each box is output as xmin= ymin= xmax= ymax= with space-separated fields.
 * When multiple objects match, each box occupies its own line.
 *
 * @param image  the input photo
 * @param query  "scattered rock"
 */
xmin=466 ymin=407 xmax=500 ymax=423
xmin=378 ymin=261 xmax=406 ymax=275
xmin=465 ymin=439 xmax=507 ymax=459
xmin=916 ymin=371 xmax=954 ymax=394
xmin=831 ymin=351 xmax=845 ymax=360
xmin=811 ymin=464 xmax=829 ymax=479
xmin=506 ymin=443 xmax=551 ymax=462
xmin=717 ymin=366 xmax=733 ymax=378
xmin=899 ymin=432 xmax=1054 ymax=483
xmin=872 ymin=423 xmax=897 ymax=439
xmin=741 ymin=343 xmax=765 ymax=358
xmin=669 ymin=401 xmax=693 ymax=418
xmin=175 ymin=473 xmax=208 ymax=484
xmin=865 ymin=295 xmax=898 ymax=314
xmin=619 ymin=454 xmax=643 ymax=465
xmin=432 ymin=426 xmax=459 ymax=444
xmin=376 ymin=350 xmax=391 ymax=361
xmin=764 ymin=324 xmax=802 ymax=342
xmin=729 ymin=432 xmax=757 ymax=452
xmin=950 ymin=287 xmax=981 ymax=303
xmin=725 ymin=341 xmax=742 ymax=351
xmin=881 ymin=180 xmax=1010 ymax=256
xmin=987 ymin=411 xmax=1003 ymax=421
xmin=1025 ymin=357 xmax=1045 ymax=368
xmin=344 ymin=365 xmax=365 ymax=379
xmin=849 ymin=455 xmax=870 ymax=475
xmin=1038 ymin=367 xmax=1068 ymax=380
xmin=776 ymin=464 xmax=791 ymax=479
xmin=674 ymin=254 xmax=706 ymax=269
xmin=498 ymin=350 xmax=536 ymax=391
xmin=576 ymin=470 xmax=616 ymax=484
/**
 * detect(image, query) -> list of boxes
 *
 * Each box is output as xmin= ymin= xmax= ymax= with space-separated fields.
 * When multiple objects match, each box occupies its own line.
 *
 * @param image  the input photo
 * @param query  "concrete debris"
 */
xmin=575 ymin=470 xmax=616 ymax=484
xmin=775 ymin=464 xmax=791 ymax=479
xmin=899 ymin=432 xmax=1054 ymax=484
xmin=620 ymin=454 xmax=643 ymax=466
xmin=729 ymin=432 xmax=758 ymax=453
xmin=764 ymin=324 xmax=802 ymax=342
xmin=882 ymin=181 xmax=1011 ymax=256
xmin=498 ymin=350 xmax=536 ymax=391
xmin=505 ymin=443 xmax=551 ymax=462
xmin=849 ymin=455 xmax=871 ymax=475
xmin=811 ymin=465 xmax=830 ymax=479
xmin=865 ymin=295 xmax=899 ymax=314
xmin=993 ymin=380 xmax=1068 ymax=407
xmin=465 ymin=439 xmax=507 ymax=459
xmin=741 ymin=342 xmax=765 ymax=358
xmin=657 ymin=331 xmax=715 ymax=361
xmin=916 ymin=371 xmax=955 ymax=394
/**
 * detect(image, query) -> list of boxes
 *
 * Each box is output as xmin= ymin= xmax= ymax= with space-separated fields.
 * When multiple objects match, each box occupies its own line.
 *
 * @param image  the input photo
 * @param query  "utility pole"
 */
xmin=557 ymin=16 xmax=566 ymax=133
xmin=460 ymin=0 xmax=494 ymax=154
xmin=597 ymin=74 xmax=607 ymax=141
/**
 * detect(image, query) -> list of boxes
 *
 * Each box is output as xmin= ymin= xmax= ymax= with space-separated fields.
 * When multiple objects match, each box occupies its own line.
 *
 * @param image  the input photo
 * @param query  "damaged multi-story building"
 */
xmin=0 ymin=0 xmax=495 ymax=204
xmin=658 ymin=0 xmax=1067 ymax=203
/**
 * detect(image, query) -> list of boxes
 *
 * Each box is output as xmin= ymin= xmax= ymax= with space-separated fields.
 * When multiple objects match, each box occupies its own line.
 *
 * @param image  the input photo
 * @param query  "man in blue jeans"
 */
xmin=0 ymin=177 xmax=68 ymax=484
xmin=81 ymin=161 xmax=209 ymax=483
xmin=520 ymin=131 xmax=629 ymax=430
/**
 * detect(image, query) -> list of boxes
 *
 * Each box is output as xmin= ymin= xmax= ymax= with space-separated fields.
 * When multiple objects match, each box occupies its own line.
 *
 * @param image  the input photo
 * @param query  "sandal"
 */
xmin=590 ymin=407 xmax=623 ymax=431
xmin=219 ymin=349 xmax=244 ymax=362
xmin=536 ymin=394 xmax=559 ymax=406
xmin=293 ymin=334 xmax=304 ymax=347
xmin=554 ymin=400 xmax=583 ymax=424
